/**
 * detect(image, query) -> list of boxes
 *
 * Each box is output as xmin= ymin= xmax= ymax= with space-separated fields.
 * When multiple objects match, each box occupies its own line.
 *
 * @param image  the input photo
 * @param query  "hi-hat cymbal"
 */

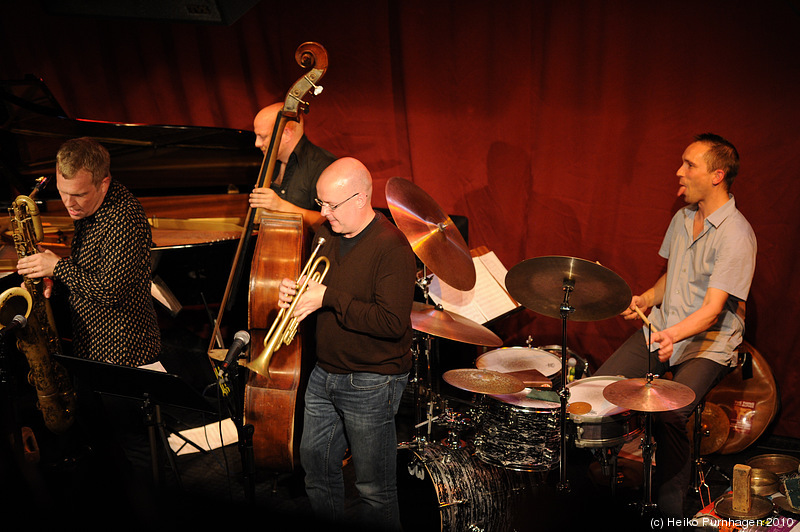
xmin=602 ymin=377 xmax=696 ymax=412
xmin=386 ymin=177 xmax=476 ymax=291
xmin=443 ymin=368 xmax=525 ymax=395
xmin=411 ymin=302 xmax=503 ymax=347
xmin=505 ymin=256 xmax=631 ymax=321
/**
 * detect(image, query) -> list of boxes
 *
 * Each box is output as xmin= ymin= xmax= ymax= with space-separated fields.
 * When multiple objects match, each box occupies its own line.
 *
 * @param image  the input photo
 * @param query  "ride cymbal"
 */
xmin=602 ymin=377 xmax=696 ymax=412
xmin=411 ymin=302 xmax=503 ymax=346
xmin=386 ymin=177 xmax=476 ymax=291
xmin=443 ymin=368 xmax=525 ymax=395
xmin=505 ymin=256 xmax=631 ymax=321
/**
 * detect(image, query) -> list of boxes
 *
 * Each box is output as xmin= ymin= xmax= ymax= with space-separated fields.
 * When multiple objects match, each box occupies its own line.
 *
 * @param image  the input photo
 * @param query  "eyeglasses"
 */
xmin=315 ymin=192 xmax=359 ymax=211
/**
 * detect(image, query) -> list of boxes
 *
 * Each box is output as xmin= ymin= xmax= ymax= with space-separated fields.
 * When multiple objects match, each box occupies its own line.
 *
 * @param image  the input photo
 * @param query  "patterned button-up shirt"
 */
xmin=54 ymin=179 xmax=160 ymax=367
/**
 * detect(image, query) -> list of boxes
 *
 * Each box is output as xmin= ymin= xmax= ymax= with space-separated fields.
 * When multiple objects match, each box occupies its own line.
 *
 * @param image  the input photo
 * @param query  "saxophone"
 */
xmin=1 ymin=188 xmax=77 ymax=434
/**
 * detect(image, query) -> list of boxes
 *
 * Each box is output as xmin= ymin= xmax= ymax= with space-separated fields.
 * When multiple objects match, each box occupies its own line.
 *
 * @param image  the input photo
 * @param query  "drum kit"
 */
xmin=385 ymin=177 xmax=699 ymax=525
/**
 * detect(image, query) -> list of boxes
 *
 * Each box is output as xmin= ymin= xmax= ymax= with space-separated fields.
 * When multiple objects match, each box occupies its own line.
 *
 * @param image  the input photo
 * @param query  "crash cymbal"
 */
xmin=505 ymin=256 xmax=631 ymax=321
xmin=411 ymin=302 xmax=503 ymax=347
xmin=687 ymin=401 xmax=730 ymax=455
xmin=386 ymin=177 xmax=476 ymax=291
xmin=443 ymin=368 xmax=525 ymax=395
xmin=602 ymin=377 xmax=696 ymax=412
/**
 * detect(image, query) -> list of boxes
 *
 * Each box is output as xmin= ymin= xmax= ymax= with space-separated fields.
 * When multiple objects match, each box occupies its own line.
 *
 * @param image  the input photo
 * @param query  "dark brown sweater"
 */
xmin=315 ymin=212 xmax=416 ymax=375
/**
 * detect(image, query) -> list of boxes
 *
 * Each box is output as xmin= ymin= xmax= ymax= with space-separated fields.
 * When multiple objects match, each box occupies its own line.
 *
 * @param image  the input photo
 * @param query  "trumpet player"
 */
xmin=276 ymin=157 xmax=416 ymax=531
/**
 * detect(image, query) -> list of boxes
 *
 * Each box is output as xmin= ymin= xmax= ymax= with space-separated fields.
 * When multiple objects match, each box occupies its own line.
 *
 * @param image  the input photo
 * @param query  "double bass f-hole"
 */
xmin=208 ymin=42 xmax=329 ymax=359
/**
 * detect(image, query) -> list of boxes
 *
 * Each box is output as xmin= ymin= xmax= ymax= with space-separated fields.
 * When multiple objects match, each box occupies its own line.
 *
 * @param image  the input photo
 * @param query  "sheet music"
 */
xmin=428 ymin=251 xmax=518 ymax=324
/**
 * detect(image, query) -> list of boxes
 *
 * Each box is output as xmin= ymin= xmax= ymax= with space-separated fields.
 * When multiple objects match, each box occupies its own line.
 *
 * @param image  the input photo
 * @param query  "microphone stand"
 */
xmin=557 ymin=279 xmax=575 ymax=492
xmin=215 ymin=356 xmax=256 ymax=504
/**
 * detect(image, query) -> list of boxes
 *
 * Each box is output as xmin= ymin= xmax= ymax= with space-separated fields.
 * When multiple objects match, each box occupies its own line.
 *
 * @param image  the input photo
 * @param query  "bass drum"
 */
xmin=397 ymin=443 xmax=522 ymax=532
xmin=704 ymin=340 xmax=779 ymax=455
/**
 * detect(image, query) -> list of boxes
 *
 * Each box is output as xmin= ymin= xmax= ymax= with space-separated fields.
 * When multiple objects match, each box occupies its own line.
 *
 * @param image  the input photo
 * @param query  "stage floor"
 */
xmin=4 ymin=385 xmax=800 ymax=531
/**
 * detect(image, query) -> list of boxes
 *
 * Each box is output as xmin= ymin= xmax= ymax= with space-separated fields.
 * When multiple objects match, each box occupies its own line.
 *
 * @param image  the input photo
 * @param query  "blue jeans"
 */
xmin=300 ymin=364 xmax=408 ymax=530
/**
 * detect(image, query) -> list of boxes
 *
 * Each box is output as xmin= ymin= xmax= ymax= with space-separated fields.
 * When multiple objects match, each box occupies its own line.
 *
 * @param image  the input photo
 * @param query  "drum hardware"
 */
xmin=399 ymin=331 xmax=440 ymax=449
xmin=689 ymin=400 xmax=730 ymax=495
xmin=602 ymin=321 xmax=696 ymax=516
xmin=588 ymin=444 xmax=626 ymax=496
xmin=506 ymin=255 xmax=632 ymax=492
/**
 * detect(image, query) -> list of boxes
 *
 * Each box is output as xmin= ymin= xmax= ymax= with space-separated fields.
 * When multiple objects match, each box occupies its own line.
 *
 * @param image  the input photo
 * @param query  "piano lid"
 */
xmin=1 ymin=75 xmax=262 ymax=202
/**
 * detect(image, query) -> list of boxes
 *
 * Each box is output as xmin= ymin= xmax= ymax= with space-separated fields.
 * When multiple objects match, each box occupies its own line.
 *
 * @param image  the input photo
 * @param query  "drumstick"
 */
xmin=633 ymin=306 xmax=658 ymax=332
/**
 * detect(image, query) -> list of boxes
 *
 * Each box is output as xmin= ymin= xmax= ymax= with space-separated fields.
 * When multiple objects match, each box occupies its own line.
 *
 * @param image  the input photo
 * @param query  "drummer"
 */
xmin=594 ymin=134 xmax=756 ymax=520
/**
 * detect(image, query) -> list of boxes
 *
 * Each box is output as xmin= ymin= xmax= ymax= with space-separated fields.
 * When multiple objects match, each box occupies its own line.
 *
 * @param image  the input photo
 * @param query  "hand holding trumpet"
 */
xmin=278 ymin=275 xmax=326 ymax=323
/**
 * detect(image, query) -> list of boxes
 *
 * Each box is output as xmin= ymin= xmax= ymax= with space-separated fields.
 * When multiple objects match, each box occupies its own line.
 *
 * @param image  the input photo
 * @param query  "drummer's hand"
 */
xmin=250 ymin=187 xmax=284 ymax=211
xmin=650 ymin=329 xmax=675 ymax=362
xmin=277 ymin=277 xmax=298 ymax=308
xmin=290 ymin=279 xmax=325 ymax=323
xmin=621 ymin=295 xmax=647 ymax=321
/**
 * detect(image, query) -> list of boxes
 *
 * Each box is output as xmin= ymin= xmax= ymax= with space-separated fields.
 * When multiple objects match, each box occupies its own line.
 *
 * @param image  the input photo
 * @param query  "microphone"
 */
xmin=0 ymin=315 xmax=27 ymax=337
xmin=220 ymin=330 xmax=251 ymax=373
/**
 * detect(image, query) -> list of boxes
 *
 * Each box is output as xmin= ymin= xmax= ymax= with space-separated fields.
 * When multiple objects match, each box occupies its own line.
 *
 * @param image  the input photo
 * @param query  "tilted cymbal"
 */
xmin=443 ymin=368 xmax=525 ymax=395
xmin=602 ymin=377 xmax=696 ymax=412
xmin=687 ymin=401 xmax=730 ymax=455
xmin=386 ymin=177 xmax=476 ymax=291
xmin=505 ymin=256 xmax=632 ymax=321
xmin=411 ymin=302 xmax=503 ymax=347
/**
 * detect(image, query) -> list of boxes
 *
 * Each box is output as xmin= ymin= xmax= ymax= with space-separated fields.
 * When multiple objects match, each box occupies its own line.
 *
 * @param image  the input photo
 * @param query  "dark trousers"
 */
xmin=594 ymin=329 xmax=731 ymax=518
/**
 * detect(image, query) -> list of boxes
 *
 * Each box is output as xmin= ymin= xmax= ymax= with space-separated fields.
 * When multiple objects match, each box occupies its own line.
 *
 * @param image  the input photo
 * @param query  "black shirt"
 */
xmin=270 ymin=135 xmax=337 ymax=210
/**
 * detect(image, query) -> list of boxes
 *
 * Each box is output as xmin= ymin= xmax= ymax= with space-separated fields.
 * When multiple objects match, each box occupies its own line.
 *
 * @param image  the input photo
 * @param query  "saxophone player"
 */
xmin=16 ymin=137 xmax=160 ymax=368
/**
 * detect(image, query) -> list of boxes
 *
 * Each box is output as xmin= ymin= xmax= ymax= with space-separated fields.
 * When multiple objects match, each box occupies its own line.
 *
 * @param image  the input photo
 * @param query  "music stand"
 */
xmin=55 ymin=355 xmax=222 ymax=490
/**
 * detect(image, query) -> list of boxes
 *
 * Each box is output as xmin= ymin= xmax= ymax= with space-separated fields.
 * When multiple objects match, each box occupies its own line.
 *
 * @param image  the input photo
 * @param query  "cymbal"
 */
xmin=385 ymin=177 xmax=476 ymax=291
xmin=443 ymin=368 xmax=525 ymax=395
xmin=687 ymin=401 xmax=730 ymax=455
xmin=505 ymin=256 xmax=631 ymax=321
xmin=602 ymin=377 xmax=696 ymax=412
xmin=411 ymin=302 xmax=503 ymax=347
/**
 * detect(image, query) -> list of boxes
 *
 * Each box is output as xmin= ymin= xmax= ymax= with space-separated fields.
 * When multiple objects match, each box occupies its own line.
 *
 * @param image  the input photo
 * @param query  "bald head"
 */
xmin=318 ymin=157 xmax=372 ymax=197
xmin=316 ymin=157 xmax=375 ymax=237
xmin=253 ymin=102 xmax=303 ymax=159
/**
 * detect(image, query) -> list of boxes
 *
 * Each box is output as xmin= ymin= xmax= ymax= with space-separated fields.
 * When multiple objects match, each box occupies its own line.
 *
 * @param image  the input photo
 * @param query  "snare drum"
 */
xmin=474 ymin=390 xmax=561 ymax=471
xmin=566 ymin=376 xmax=642 ymax=448
xmin=475 ymin=347 xmax=562 ymax=381
xmin=398 ymin=443 xmax=521 ymax=532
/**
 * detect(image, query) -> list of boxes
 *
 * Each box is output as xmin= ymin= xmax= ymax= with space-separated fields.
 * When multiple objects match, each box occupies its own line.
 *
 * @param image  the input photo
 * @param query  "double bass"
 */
xmin=209 ymin=42 xmax=328 ymax=471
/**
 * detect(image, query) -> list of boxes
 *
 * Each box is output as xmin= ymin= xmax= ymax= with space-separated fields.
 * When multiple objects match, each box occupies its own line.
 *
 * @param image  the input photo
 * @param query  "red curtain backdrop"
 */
xmin=2 ymin=0 xmax=799 ymax=436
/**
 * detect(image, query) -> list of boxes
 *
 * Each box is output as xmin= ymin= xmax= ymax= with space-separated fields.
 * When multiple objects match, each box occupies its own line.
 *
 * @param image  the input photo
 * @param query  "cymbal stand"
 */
xmin=639 ymin=323 xmax=658 ymax=516
xmin=400 ymin=332 xmax=438 ymax=450
xmin=557 ymin=279 xmax=575 ymax=492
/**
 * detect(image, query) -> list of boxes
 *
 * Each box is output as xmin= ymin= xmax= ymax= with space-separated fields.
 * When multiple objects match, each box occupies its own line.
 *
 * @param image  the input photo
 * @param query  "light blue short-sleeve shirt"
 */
xmin=647 ymin=195 xmax=757 ymax=367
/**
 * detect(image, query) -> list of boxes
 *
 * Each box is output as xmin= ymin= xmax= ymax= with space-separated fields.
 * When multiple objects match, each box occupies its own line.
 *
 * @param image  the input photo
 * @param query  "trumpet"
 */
xmin=247 ymin=237 xmax=330 ymax=377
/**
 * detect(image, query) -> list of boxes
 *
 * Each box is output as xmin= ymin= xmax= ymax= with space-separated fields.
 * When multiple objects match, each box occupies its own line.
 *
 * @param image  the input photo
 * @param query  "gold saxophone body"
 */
xmin=1 ymin=192 xmax=77 ymax=434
